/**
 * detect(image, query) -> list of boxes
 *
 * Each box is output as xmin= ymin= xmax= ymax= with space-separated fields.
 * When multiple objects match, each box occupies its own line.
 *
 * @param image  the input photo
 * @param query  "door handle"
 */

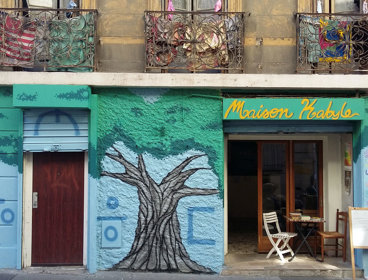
xmin=32 ymin=192 xmax=38 ymax=209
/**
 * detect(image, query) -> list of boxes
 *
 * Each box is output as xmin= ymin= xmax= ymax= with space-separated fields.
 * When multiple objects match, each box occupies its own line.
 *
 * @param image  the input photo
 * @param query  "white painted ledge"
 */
xmin=0 ymin=72 xmax=368 ymax=90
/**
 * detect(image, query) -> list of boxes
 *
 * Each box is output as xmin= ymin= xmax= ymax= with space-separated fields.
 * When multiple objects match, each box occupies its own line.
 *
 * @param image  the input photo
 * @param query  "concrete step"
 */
xmin=223 ymin=253 xmax=365 ymax=278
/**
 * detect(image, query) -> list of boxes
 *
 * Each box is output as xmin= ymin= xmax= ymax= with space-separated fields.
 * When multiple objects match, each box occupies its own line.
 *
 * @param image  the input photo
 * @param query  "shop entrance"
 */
xmin=227 ymin=140 xmax=323 ymax=253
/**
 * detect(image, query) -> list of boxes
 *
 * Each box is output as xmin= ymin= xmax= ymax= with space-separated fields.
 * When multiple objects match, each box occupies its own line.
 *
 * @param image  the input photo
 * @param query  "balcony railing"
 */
xmin=297 ymin=13 xmax=368 ymax=74
xmin=144 ymin=11 xmax=245 ymax=73
xmin=0 ymin=8 xmax=97 ymax=71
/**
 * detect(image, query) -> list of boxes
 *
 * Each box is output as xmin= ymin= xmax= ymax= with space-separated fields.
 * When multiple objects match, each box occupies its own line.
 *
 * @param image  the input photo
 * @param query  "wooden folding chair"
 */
xmin=317 ymin=209 xmax=348 ymax=262
xmin=263 ymin=212 xmax=298 ymax=262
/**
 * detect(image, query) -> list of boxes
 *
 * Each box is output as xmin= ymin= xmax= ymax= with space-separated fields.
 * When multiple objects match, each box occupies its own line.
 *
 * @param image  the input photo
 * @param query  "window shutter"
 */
xmin=0 ymin=0 xmax=16 ymax=7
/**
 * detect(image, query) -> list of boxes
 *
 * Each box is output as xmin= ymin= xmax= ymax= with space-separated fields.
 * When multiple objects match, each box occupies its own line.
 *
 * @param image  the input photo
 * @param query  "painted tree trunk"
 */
xmin=102 ymin=146 xmax=219 ymax=273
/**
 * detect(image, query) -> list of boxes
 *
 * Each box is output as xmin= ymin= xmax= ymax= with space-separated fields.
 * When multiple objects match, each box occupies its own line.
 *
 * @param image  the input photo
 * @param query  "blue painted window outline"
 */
xmin=97 ymin=216 xmax=127 ymax=221
xmin=34 ymin=109 xmax=80 ymax=136
xmin=104 ymin=225 xmax=118 ymax=242
xmin=1 ymin=208 xmax=15 ymax=224
xmin=187 ymin=207 xmax=216 ymax=245
xmin=106 ymin=196 xmax=119 ymax=209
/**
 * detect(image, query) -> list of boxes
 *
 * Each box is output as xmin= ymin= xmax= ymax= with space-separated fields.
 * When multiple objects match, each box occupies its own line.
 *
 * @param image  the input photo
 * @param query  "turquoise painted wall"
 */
xmin=95 ymin=88 xmax=224 ymax=273
xmin=0 ymin=86 xmax=22 ymax=269
xmin=13 ymin=85 xmax=91 ymax=108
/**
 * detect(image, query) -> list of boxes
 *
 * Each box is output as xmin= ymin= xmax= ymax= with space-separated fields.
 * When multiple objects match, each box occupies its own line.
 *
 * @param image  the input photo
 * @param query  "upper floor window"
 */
xmin=301 ymin=0 xmax=360 ymax=13
xmin=166 ymin=0 xmax=226 ymax=11
xmin=334 ymin=0 xmax=359 ymax=12
xmin=23 ymin=0 xmax=79 ymax=8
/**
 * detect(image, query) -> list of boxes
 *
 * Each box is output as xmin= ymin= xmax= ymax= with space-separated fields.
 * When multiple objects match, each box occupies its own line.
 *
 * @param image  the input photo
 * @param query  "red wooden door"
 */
xmin=32 ymin=152 xmax=84 ymax=265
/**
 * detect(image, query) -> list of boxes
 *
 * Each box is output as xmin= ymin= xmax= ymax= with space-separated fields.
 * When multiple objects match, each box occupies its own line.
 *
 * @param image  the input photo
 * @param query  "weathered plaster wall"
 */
xmin=244 ymin=0 xmax=297 ymax=73
xmin=96 ymin=0 xmax=147 ymax=72
xmin=0 ymin=86 xmax=22 ymax=268
xmin=95 ymin=88 xmax=224 ymax=273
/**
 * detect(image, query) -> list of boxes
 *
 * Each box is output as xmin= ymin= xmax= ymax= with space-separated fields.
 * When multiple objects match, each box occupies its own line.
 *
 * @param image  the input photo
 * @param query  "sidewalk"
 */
xmin=0 ymin=267 xmax=365 ymax=280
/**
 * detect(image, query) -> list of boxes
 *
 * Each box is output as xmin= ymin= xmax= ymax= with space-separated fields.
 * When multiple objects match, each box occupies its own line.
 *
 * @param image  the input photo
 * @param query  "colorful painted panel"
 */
xmin=96 ymin=88 xmax=223 ymax=273
xmin=13 ymin=85 xmax=90 ymax=108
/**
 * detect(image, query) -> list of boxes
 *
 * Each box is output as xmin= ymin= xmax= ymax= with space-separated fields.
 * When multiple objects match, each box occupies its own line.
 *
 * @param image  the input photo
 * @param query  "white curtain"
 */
xmin=27 ymin=0 xmax=53 ymax=8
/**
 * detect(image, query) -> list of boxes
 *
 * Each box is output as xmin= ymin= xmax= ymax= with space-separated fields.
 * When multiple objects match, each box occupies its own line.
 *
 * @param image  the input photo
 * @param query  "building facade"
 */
xmin=1 ymin=0 xmax=368 ymax=277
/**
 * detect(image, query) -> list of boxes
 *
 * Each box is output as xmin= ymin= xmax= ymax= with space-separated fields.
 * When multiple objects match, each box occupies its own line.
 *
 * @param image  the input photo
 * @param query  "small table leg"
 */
xmin=289 ymin=223 xmax=317 ymax=262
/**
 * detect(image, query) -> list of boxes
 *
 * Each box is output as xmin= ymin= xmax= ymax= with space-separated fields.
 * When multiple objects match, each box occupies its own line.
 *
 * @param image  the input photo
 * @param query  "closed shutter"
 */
xmin=23 ymin=109 xmax=88 ymax=152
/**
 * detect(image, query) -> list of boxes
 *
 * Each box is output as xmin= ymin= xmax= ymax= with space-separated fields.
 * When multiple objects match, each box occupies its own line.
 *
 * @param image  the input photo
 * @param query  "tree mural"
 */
xmin=101 ymin=145 xmax=219 ymax=273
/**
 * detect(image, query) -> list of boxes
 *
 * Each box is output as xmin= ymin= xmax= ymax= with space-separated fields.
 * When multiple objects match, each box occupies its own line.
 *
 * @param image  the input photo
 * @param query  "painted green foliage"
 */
xmin=96 ymin=88 xmax=224 ymax=195
xmin=0 ymin=87 xmax=21 ymax=167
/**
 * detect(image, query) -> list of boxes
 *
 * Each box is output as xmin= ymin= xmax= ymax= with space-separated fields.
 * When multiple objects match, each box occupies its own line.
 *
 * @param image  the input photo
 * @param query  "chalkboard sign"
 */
xmin=349 ymin=207 xmax=368 ymax=280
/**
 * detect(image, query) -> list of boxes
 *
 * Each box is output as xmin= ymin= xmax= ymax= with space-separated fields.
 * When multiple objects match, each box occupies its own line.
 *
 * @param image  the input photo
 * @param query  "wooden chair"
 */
xmin=317 ymin=209 xmax=348 ymax=262
xmin=263 ymin=212 xmax=297 ymax=262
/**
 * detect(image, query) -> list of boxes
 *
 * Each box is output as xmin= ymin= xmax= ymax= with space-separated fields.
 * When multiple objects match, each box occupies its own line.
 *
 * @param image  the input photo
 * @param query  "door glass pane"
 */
xmin=262 ymin=143 xmax=287 ymax=232
xmin=293 ymin=142 xmax=319 ymax=217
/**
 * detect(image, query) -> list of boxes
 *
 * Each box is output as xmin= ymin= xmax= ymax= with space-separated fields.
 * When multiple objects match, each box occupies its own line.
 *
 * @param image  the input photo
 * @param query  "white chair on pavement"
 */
xmin=263 ymin=211 xmax=297 ymax=262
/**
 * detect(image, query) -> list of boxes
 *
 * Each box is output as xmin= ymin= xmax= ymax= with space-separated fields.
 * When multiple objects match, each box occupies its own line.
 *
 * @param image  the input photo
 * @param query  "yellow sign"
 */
xmin=223 ymin=98 xmax=363 ymax=120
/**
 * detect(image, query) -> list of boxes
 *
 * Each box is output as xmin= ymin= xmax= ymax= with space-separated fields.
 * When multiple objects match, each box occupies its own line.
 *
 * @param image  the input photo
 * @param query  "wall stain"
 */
xmin=0 ymin=113 xmax=6 ymax=119
xmin=166 ymin=105 xmax=190 ymax=115
xmin=0 ymin=135 xmax=17 ymax=148
xmin=201 ymin=122 xmax=222 ymax=131
xmin=131 ymin=108 xmax=143 ymax=117
xmin=0 ymin=87 xmax=12 ymax=97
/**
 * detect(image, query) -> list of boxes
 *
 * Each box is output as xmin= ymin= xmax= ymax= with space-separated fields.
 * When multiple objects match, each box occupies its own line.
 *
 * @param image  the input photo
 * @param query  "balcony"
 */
xmin=144 ymin=11 xmax=245 ymax=73
xmin=297 ymin=13 xmax=368 ymax=74
xmin=0 ymin=8 xmax=97 ymax=71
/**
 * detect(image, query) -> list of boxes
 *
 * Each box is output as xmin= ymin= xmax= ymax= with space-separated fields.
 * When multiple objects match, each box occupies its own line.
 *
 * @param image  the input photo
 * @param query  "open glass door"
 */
xmin=258 ymin=141 xmax=289 ymax=252
xmin=292 ymin=141 xmax=322 ymax=218
xmin=257 ymin=140 xmax=322 ymax=252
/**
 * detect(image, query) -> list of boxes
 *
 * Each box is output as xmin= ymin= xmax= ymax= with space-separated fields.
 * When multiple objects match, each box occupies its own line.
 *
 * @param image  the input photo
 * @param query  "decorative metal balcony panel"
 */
xmin=0 ymin=8 xmax=97 ymax=71
xmin=145 ymin=11 xmax=245 ymax=72
xmin=297 ymin=13 xmax=368 ymax=74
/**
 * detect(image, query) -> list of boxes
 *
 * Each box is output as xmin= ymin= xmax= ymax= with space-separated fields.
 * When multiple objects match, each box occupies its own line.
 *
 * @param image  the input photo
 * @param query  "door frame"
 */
xmin=225 ymin=134 xmax=328 ymax=255
xmin=22 ymin=152 xmax=89 ymax=267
